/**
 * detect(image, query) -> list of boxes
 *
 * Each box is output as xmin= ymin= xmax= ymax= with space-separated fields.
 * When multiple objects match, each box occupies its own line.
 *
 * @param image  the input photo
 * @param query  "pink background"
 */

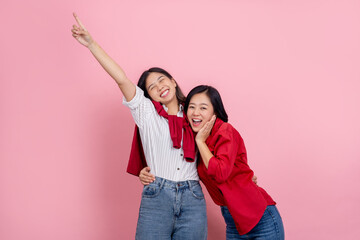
xmin=1 ymin=0 xmax=360 ymax=239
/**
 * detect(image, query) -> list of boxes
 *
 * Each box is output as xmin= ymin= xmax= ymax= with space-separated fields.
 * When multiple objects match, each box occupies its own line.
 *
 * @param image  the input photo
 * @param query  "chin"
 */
xmin=191 ymin=126 xmax=200 ymax=133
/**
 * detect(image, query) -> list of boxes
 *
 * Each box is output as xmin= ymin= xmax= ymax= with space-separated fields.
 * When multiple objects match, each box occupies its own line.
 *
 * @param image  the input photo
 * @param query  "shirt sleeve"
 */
xmin=207 ymin=128 xmax=240 ymax=184
xmin=122 ymin=86 xmax=155 ymax=128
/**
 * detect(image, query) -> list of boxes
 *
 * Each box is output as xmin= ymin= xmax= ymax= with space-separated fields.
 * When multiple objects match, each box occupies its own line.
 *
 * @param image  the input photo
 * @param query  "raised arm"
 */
xmin=71 ymin=13 xmax=135 ymax=101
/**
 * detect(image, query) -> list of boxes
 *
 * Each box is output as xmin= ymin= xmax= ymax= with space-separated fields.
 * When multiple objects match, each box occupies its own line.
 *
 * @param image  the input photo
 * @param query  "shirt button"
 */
xmin=177 ymin=168 xmax=180 ymax=170
xmin=180 ymin=154 xmax=183 ymax=156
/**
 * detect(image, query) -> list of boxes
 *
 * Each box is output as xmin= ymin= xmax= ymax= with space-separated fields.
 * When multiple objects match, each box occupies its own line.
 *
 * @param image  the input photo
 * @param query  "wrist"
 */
xmin=196 ymin=138 xmax=206 ymax=145
xmin=87 ymin=40 xmax=97 ymax=51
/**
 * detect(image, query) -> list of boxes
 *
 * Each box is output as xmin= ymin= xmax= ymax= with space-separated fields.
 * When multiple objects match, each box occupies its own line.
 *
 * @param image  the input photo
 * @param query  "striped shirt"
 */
xmin=123 ymin=86 xmax=199 ymax=181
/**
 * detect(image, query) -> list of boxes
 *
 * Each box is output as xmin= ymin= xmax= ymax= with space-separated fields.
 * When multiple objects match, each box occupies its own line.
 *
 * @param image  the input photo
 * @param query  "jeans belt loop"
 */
xmin=187 ymin=180 xmax=192 ymax=190
xmin=159 ymin=177 xmax=166 ymax=190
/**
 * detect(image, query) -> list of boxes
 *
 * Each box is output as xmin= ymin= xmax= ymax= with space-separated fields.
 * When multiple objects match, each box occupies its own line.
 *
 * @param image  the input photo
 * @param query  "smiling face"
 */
xmin=145 ymin=72 xmax=178 ymax=105
xmin=186 ymin=92 xmax=215 ymax=133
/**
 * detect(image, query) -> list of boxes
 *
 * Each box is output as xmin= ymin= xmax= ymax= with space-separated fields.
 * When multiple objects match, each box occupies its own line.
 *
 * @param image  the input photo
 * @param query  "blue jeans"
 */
xmin=135 ymin=177 xmax=207 ymax=240
xmin=221 ymin=205 xmax=284 ymax=240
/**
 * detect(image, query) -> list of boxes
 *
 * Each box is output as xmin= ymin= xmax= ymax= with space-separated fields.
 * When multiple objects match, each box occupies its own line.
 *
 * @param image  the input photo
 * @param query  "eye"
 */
xmin=200 ymin=107 xmax=207 ymax=110
xmin=188 ymin=106 xmax=195 ymax=109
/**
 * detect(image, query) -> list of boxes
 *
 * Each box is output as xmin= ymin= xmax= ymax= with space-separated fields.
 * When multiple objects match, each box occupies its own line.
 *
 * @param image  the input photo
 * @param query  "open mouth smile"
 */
xmin=191 ymin=119 xmax=202 ymax=127
xmin=160 ymin=89 xmax=169 ymax=98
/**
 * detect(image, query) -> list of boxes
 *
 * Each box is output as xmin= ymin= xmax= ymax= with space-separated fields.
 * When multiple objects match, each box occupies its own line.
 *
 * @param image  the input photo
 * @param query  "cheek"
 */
xmin=204 ymin=112 xmax=214 ymax=121
xmin=147 ymin=90 xmax=157 ymax=100
xmin=186 ymin=111 xmax=192 ymax=119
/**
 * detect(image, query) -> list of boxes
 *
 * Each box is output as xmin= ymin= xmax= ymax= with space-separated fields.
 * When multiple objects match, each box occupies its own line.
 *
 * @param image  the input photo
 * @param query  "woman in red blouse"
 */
xmin=184 ymin=85 xmax=285 ymax=239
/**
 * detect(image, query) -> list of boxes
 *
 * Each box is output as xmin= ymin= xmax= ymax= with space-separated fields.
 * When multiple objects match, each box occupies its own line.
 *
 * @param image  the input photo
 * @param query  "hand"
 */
xmin=71 ymin=13 xmax=94 ymax=47
xmin=139 ymin=167 xmax=155 ymax=185
xmin=252 ymin=175 xmax=258 ymax=185
xmin=195 ymin=115 xmax=216 ymax=143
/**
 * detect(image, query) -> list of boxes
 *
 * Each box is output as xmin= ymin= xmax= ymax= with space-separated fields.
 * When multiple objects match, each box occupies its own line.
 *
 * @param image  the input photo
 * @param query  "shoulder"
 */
xmin=208 ymin=119 xmax=239 ymax=142
xmin=216 ymin=121 xmax=239 ymax=137
xmin=123 ymin=86 xmax=153 ymax=109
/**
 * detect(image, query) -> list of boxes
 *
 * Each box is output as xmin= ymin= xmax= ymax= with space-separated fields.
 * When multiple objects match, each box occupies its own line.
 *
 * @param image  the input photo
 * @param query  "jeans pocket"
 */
xmin=190 ymin=183 xmax=205 ymax=200
xmin=142 ymin=182 xmax=161 ymax=198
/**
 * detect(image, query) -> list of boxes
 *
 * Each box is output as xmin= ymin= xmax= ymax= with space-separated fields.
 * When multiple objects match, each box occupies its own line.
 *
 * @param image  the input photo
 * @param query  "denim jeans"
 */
xmin=135 ymin=177 xmax=207 ymax=240
xmin=221 ymin=205 xmax=284 ymax=240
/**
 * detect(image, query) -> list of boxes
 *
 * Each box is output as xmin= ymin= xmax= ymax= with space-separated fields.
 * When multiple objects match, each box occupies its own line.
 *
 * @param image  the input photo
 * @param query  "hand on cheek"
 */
xmin=195 ymin=115 xmax=216 ymax=143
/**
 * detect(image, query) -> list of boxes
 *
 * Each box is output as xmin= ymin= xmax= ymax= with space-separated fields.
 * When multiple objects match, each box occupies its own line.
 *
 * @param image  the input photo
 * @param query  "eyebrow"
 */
xmin=189 ymin=103 xmax=209 ymax=106
xmin=147 ymin=76 xmax=164 ymax=90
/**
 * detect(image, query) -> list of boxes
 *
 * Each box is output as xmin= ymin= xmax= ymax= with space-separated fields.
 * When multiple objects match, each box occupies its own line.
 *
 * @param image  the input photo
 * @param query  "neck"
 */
xmin=165 ymin=99 xmax=180 ymax=115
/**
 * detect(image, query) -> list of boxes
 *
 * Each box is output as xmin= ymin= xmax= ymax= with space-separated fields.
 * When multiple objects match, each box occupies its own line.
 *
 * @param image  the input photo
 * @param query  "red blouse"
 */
xmin=197 ymin=118 xmax=276 ymax=235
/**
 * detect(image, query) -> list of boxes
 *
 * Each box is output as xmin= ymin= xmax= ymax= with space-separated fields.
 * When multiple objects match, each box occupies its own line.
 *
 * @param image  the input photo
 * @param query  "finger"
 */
xmin=140 ymin=176 xmax=152 ymax=184
xmin=140 ymin=179 xmax=149 ymax=185
xmin=143 ymin=173 xmax=154 ymax=179
xmin=209 ymin=115 xmax=216 ymax=126
xmin=144 ymin=167 xmax=155 ymax=178
xmin=142 ymin=179 xmax=153 ymax=185
xmin=201 ymin=123 xmax=209 ymax=133
xmin=146 ymin=177 xmax=155 ymax=182
xmin=140 ymin=172 xmax=155 ymax=180
xmin=144 ymin=175 xmax=155 ymax=180
xmin=204 ymin=122 xmax=212 ymax=132
xmin=75 ymin=29 xmax=87 ymax=35
xmin=73 ymin=12 xmax=86 ymax=30
xmin=252 ymin=175 xmax=258 ymax=184
xmin=140 ymin=167 xmax=148 ymax=174
xmin=141 ymin=178 xmax=151 ymax=183
xmin=71 ymin=27 xmax=84 ymax=36
xmin=206 ymin=116 xmax=216 ymax=130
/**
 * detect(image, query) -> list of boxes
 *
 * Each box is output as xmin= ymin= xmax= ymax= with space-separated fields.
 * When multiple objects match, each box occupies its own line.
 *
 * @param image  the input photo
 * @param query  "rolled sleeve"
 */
xmin=207 ymin=156 xmax=219 ymax=179
xmin=206 ymin=129 xmax=239 ymax=184
xmin=122 ymin=86 xmax=144 ymax=110
xmin=122 ymin=86 xmax=154 ymax=128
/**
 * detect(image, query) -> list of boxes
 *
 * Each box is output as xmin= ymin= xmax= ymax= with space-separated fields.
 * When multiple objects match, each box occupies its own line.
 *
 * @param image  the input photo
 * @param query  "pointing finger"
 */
xmin=73 ymin=12 xmax=86 ymax=30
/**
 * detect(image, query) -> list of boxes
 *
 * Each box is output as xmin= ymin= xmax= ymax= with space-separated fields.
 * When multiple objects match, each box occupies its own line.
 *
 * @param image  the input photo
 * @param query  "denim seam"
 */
xmin=266 ymin=206 xmax=281 ymax=238
xmin=142 ymin=179 xmax=165 ymax=198
xmin=189 ymin=182 xmax=204 ymax=200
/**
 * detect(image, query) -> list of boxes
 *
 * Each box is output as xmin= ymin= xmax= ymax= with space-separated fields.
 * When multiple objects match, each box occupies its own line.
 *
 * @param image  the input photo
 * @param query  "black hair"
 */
xmin=137 ymin=67 xmax=186 ymax=103
xmin=184 ymin=85 xmax=228 ymax=122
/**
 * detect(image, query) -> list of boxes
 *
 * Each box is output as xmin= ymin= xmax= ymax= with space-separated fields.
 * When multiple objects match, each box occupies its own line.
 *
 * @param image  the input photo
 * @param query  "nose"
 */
xmin=157 ymin=82 xmax=164 ymax=92
xmin=193 ymin=108 xmax=200 ymax=116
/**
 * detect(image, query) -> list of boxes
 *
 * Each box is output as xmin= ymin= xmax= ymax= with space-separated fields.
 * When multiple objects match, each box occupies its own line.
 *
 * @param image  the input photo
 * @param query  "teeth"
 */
xmin=161 ymin=90 xmax=169 ymax=97
xmin=193 ymin=119 xmax=201 ymax=122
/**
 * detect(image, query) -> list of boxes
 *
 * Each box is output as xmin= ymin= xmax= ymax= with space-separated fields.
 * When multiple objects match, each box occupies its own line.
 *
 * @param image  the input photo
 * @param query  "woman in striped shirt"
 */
xmin=71 ymin=13 xmax=207 ymax=240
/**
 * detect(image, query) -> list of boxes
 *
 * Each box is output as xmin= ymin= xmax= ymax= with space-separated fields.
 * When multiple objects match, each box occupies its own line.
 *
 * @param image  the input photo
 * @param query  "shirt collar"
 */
xmin=162 ymin=104 xmax=184 ymax=117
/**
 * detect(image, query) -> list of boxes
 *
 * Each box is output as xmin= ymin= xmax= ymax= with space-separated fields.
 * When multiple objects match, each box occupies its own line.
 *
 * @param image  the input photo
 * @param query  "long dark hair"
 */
xmin=184 ymin=85 xmax=228 ymax=122
xmin=137 ymin=67 xmax=186 ymax=103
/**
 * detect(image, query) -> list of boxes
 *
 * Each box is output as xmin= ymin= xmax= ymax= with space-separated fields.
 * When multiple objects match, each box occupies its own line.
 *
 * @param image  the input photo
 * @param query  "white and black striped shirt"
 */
xmin=123 ymin=86 xmax=199 ymax=181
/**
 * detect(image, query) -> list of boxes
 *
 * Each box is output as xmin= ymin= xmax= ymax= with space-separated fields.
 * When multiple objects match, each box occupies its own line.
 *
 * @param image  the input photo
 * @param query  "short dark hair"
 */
xmin=137 ymin=67 xmax=186 ymax=103
xmin=184 ymin=85 xmax=228 ymax=122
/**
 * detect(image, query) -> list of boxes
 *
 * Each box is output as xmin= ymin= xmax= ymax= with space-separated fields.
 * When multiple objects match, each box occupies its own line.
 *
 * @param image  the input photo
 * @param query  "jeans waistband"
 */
xmin=153 ymin=176 xmax=200 ymax=190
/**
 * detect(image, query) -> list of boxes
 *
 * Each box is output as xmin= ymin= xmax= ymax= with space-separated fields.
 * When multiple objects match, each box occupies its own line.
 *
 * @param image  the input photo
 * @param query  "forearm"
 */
xmin=196 ymin=140 xmax=214 ymax=168
xmin=88 ymin=41 xmax=135 ymax=101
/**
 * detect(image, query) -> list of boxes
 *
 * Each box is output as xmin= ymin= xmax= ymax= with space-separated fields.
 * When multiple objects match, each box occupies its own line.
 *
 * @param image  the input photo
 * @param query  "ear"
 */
xmin=171 ymin=78 xmax=177 ymax=88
